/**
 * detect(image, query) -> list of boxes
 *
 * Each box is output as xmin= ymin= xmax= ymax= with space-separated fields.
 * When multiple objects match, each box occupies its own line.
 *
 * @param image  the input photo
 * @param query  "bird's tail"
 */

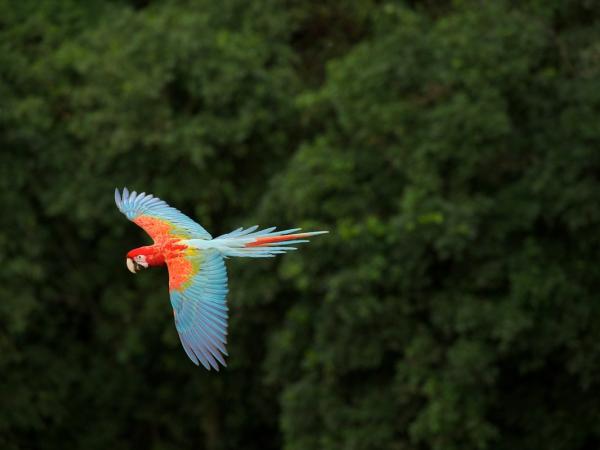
xmin=185 ymin=226 xmax=328 ymax=258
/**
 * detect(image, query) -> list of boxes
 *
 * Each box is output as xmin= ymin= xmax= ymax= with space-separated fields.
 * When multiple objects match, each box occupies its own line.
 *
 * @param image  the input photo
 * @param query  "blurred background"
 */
xmin=1 ymin=0 xmax=600 ymax=449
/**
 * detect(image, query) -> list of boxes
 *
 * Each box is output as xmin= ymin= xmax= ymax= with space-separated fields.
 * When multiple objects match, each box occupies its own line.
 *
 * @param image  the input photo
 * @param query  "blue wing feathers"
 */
xmin=180 ymin=336 xmax=201 ymax=367
xmin=183 ymin=313 xmax=223 ymax=366
xmin=169 ymin=249 xmax=229 ymax=370
xmin=115 ymin=187 xmax=212 ymax=240
xmin=178 ymin=301 xmax=224 ymax=370
xmin=188 ymin=314 xmax=228 ymax=356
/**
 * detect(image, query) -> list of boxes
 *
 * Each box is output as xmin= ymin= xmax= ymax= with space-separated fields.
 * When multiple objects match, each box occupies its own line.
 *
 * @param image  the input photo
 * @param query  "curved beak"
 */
xmin=126 ymin=258 xmax=137 ymax=273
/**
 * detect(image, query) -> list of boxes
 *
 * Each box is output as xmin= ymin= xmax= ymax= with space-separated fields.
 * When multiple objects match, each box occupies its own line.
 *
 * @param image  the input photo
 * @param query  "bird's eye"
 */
xmin=136 ymin=256 xmax=143 ymax=261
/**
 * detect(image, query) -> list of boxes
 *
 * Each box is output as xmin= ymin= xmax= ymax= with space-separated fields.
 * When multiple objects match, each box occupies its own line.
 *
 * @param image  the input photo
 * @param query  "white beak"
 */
xmin=126 ymin=258 xmax=137 ymax=273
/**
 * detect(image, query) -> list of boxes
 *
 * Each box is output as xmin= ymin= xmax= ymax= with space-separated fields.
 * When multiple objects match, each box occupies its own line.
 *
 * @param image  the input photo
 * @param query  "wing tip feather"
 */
xmin=114 ymin=188 xmax=121 ymax=206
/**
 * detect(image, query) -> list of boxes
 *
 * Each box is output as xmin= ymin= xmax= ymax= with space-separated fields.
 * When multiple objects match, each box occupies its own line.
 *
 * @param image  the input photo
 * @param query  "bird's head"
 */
xmin=126 ymin=249 xmax=150 ymax=274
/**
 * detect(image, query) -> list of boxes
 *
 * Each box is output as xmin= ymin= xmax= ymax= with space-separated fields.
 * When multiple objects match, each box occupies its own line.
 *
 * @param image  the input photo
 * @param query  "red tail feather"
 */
xmin=245 ymin=233 xmax=310 ymax=248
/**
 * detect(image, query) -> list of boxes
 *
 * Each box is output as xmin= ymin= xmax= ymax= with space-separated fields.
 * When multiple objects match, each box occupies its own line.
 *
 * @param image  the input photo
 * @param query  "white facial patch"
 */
xmin=135 ymin=255 xmax=149 ymax=268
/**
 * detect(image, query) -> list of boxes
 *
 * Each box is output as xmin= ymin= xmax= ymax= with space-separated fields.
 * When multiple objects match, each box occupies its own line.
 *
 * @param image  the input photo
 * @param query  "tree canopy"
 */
xmin=1 ymin=1 xmax=599 ymax=449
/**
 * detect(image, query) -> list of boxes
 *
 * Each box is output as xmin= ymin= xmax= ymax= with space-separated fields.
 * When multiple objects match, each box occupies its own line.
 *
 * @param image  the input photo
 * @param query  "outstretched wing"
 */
xmin=115 ymin=187 xmax=211 ymax=242
xmin=168 ymin=249 xmax=229 ymax=370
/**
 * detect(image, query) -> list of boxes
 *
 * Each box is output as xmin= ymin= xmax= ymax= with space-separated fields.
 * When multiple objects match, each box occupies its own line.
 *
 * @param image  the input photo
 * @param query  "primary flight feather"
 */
xmin=114 ymin=187 xmax=327 ymax=371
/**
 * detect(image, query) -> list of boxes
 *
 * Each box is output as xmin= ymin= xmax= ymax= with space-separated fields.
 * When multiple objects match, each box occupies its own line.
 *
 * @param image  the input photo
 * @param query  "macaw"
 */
xmin=115 ymin=188 xmax=327 ymax=370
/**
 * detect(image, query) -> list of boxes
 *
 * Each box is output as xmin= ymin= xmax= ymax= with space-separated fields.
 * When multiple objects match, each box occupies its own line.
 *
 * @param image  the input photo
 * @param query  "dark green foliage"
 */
xmin=1 ymin=1 xmax=599 ymax=449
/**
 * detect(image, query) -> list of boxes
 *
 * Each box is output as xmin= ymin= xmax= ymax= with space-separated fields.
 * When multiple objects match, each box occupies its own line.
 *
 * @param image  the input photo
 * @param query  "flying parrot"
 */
xmin=115 ymin=188 xmax=327 ymax=370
